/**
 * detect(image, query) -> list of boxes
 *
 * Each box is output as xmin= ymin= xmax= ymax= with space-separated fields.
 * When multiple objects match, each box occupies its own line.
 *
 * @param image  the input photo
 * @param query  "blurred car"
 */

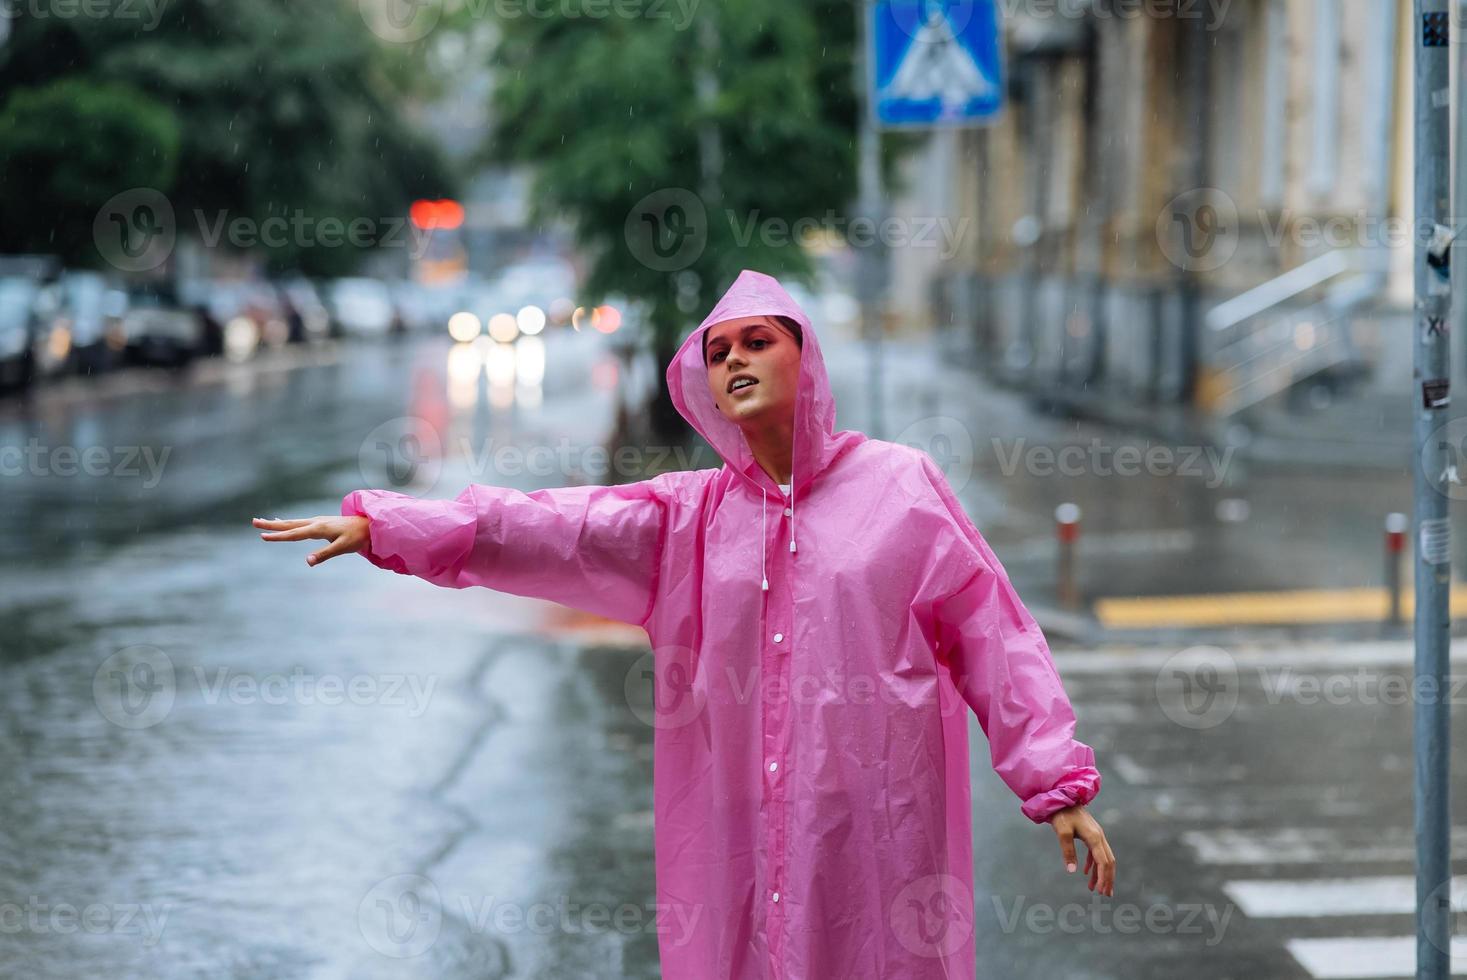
xmin=0 ymin=276 xmax=40 ymax=393
xmin=239 ymin=281 xmax=290 ymax=349
xmin=122 ymin=282 xmax=203 ymax=367
xmin=278 ymin=278 xmax=332 ymax=344
xmin=387 ymin=279 xmax=435 ymax=333
xmin=498 ymin=258 xmax=577 ymax=306
xmin=31 ymin=271 xmax=128 ymax=377
xmin=444 ymin=260 xmax=579 ymax=345
xmin=186 ymin=280 xmax=289 ymax=361
xmin=502 ymin=258 xmax=579 ymax=330
xmin=327 ymin=277 xmax=397 ymax=337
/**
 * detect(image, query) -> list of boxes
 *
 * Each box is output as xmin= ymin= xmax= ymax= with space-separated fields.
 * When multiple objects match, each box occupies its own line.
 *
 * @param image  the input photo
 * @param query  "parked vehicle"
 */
xmin=278 ymin=278 xmax=332 ymax=344
xmin=327 ymin=277 xmax=397 ymax=337
xmin=32 ymin=271 xmax=128 ymax=377
xmin=122 ymin=282 xmax=203 ymax=367
xmin=387 ymin=279 xmax=435 ymax=333
xmin=0 ymin=276 xmax=39 ymax=393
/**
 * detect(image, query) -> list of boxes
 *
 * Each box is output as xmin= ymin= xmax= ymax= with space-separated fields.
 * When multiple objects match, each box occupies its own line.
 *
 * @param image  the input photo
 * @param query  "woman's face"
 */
xmin=704 ymin=315 xmax=801 ymax=427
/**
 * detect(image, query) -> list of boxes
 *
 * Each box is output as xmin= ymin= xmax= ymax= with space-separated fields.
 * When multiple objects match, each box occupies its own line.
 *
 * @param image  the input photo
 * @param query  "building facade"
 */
xmin=898 ymin=0 xmax=1412 ymax=423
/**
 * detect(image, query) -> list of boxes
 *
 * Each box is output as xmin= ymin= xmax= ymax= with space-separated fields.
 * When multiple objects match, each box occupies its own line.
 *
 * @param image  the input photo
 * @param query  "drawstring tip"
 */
xmin=761 ymin=578 xmax=769 ymax=591
xmin=789 ymin=540 xmax=797 ymax=553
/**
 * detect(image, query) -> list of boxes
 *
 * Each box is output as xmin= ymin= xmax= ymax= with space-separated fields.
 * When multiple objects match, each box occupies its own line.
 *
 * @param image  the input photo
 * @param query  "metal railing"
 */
xmin=1203 ymin=247 xmax=1390 ymax=416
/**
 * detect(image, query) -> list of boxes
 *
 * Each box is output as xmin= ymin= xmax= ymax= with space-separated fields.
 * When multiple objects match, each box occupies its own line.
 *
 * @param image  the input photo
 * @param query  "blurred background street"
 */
xmin=2 ymin=0 xmax=1466 ymax=977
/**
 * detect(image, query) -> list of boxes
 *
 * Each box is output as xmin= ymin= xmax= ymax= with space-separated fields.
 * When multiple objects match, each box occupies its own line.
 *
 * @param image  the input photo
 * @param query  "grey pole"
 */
xmin=855 ymin=0 xmax=886 ymax=440
xmin=1414 ymin=2 xmax=1452 ymax=977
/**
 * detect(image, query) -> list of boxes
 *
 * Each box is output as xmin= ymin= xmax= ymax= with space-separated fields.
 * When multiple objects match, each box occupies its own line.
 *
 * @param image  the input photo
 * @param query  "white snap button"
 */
xmin=768 ymin=761 xmax=778 ymax=772
xmin=773 ymin=633 xmax=783 ymax=643
xmin=784 ymin=507 xmax=792 ymax=517
xmin=772 ymin=892 xmax=780 ymax=903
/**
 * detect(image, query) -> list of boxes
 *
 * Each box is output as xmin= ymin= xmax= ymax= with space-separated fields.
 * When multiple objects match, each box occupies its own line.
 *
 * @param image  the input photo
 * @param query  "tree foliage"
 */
xmin=0 ymin=78 xmax=180 ymax=265
xmin=485 ymin=0 xmax=863 ymax=434
xmin=0 ymin=0 xmax=455 ymax=273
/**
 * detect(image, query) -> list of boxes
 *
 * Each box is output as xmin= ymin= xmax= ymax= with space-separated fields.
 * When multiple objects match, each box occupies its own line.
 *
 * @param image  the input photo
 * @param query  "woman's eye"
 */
xmin=711 ymin=350 xmax=726 ymax=363
xmin=750 ymin=339 xmax=767 ymax=349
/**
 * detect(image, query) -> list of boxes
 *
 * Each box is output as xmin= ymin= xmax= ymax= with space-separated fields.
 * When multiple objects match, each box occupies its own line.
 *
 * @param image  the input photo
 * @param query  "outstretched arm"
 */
xmin=254 ymin=476 xmax=677 ymax=626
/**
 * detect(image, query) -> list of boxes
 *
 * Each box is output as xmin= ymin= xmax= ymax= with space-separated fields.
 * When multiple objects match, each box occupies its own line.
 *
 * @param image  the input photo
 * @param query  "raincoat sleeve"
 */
xmin=918 ymin=455 xmax=1102 ymax=824
xmin=340 ymin=478 xmax=673 ymax=627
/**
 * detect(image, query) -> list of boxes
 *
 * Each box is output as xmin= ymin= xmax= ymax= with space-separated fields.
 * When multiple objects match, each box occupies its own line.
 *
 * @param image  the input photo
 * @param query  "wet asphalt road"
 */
xmin=0 ymin=328 xmax=1462 ymax=978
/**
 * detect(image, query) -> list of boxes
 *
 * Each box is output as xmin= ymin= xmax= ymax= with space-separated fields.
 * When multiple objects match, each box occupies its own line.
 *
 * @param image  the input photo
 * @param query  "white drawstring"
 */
xmin=760 ymin=486 xmax=769 ymax=591
xmin=787 ymin=457 xmax=796 ymax=553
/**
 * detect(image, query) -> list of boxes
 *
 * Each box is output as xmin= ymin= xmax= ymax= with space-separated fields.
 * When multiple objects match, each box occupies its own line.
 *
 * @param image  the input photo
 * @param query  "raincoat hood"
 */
xmin=666 ymin=269 xmax=851 ymax=499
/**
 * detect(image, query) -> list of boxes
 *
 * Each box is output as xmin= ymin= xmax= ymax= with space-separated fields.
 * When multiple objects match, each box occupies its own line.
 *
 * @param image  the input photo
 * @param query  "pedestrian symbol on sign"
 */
xmin=882 ymin=9 xmax=997 ymax=112
xmin=869 ymin=0 xmax=1005 ymax=129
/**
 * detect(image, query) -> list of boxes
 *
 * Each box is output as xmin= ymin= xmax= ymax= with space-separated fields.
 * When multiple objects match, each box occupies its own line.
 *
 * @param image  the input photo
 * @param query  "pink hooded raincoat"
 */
xmin=341 ymin=269 xmax=1101 ymax=978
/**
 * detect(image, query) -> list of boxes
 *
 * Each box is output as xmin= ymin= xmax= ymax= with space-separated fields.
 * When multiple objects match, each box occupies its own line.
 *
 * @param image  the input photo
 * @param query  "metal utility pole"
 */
xmin=855 ymin=0 xmax=887 ymax=440
xmin=1414 ymin=2 xmax=1453 ymax=977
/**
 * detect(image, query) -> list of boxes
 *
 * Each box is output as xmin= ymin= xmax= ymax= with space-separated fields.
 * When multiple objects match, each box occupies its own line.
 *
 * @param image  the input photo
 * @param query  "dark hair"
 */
xmin=703 ymin=315 xmax=803 ymax=364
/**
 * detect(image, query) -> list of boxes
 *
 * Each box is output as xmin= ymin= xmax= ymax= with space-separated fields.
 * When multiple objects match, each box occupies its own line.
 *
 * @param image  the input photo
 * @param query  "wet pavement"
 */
xmin=1 ymin=326 xmax=1463 ymax=978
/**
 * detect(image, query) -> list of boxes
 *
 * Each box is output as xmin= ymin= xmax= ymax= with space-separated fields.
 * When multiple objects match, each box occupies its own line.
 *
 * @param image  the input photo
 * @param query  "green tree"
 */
xmin=0 ymin=0 xmax=454 ymax=273
xmin=485 ymin=0 xmax=863 ymax=438
xmin=0 ymin=79 xmax=180 ymax=265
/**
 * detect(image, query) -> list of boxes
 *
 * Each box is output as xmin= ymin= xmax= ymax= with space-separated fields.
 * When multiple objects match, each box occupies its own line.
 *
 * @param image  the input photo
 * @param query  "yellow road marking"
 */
xmin=1095 ymin=585 xmax=1467 ymax=629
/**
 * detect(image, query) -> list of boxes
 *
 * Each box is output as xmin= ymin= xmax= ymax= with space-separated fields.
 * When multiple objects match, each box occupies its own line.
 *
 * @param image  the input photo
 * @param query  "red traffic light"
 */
xmin=410 ymin=199 xmax=465 ymax=230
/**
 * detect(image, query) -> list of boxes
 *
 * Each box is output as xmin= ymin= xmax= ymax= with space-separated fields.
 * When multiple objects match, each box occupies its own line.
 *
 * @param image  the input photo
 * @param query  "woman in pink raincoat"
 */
xmin=255 ymin=269 xmax=1114 ymax=979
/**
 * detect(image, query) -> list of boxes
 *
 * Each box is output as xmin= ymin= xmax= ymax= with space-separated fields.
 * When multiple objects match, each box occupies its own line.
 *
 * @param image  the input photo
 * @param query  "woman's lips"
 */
xmin=727 ymin=375 xmax=759 ymax=394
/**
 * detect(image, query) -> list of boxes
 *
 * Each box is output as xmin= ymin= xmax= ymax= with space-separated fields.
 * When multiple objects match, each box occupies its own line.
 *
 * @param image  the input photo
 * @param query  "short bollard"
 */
xmin=1384 ymin=512 xmax=1407 ymax=627
xmin=1055 ymin=503 xmax=1081 ymax=610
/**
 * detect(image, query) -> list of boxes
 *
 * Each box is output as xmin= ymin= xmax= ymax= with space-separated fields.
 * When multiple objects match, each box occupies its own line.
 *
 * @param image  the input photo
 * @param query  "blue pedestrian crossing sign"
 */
xmin=869 ymin=0 xmax=1005 ymax=128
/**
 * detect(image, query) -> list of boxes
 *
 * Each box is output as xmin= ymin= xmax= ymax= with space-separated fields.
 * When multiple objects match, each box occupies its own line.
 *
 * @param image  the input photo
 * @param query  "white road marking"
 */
xmin=1224 ymin=875 xmax=1467 ymax=917
xmin=1286 ymin=936 xmax=1467 ymax=978
xmin=1182 ymin=827 xmax=1467 ymax=865
xmin=1109 ymin=753 xmax=1153 ymax=785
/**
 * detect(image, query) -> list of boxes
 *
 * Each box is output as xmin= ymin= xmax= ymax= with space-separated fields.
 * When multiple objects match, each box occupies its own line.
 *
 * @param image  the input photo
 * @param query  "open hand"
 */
xmin=253 ymin=515 xmax=370 ymax=567
xmin=1049 ymin=804 xmax=1115 ymax=896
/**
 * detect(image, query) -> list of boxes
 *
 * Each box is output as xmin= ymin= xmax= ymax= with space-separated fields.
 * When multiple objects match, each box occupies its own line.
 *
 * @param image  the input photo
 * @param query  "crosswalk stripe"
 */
xmin=1286 ymin=936 xmax=1467 ymax=978
xmin=1223 ymin=875 xmax=1467 ymax=917
xmin=1182 ymin=827 xmax=1467 ymax=865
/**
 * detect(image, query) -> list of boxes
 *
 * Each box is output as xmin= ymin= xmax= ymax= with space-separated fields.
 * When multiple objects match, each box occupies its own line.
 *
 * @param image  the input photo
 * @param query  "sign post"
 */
xmin=859 ymin=0 xmax=1006 ymax=439
xmin=1413 ymin=2 xmax=1453 ymax=977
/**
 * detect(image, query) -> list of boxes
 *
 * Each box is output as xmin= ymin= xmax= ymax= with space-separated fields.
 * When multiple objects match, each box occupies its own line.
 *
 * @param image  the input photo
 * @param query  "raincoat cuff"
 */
xmin=1021 ymin=767 xmax=1101 ymax=824
xmin=341 ymin=489 xmax=415 ymax=577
